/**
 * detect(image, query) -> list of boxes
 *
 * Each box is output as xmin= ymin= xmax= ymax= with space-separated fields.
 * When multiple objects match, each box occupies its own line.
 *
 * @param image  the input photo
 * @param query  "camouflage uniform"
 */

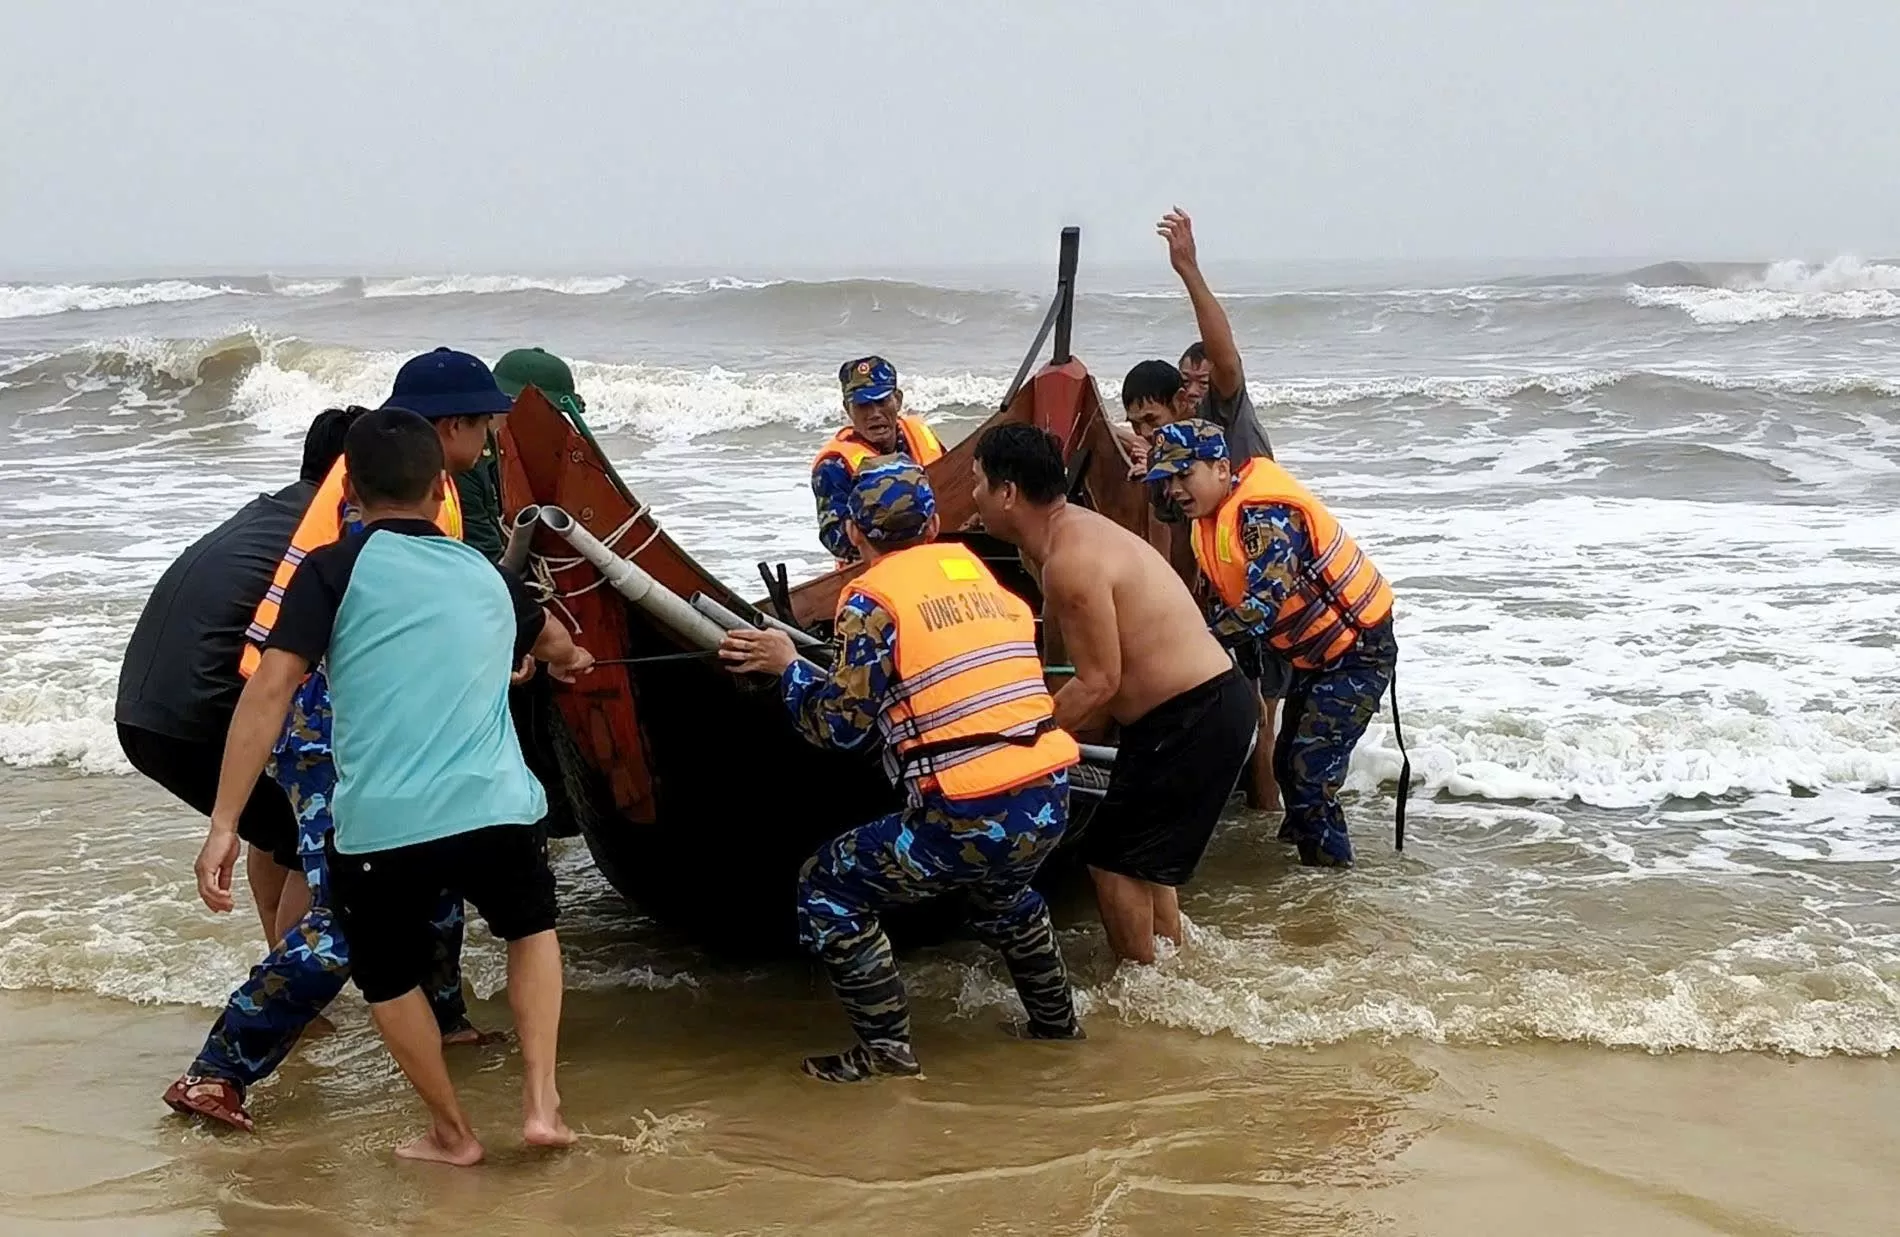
xmin=1146 ymin=420 xmax=1398 ymax=868
xmin=779 ymin=458 xmax=1080 ymax=1079
xmin=186 ymin=671 xmax=471 ymax=1090
xmin=811 ymin=357 xmax=930 ymax=563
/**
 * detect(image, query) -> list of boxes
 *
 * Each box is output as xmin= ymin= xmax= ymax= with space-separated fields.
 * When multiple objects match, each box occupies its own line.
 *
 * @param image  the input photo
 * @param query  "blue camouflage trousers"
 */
xmin=797 ymin=772 xmax=1078 ymax=1051
xmin=188 ymin=672 xmax=470 ymax=1090
xmin=1273 ymin=621 xmax=1398 ymax=866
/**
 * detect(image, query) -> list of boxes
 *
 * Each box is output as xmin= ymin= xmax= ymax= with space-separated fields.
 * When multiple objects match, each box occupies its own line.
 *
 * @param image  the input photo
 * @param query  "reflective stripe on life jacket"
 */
xmin=849 ymin=541 xmax=1078 ymax=801
xmin=811 ymin=415 xmax=946 ymax=478
xmin=238 ymin=456 xmax=464 ymax=677
xmin=1191 ymin=457 xmax=1393 ymax=672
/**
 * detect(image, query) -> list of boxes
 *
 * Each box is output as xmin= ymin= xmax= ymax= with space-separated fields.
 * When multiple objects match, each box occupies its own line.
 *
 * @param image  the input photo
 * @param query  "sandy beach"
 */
xmin=3 ymin=979 xmax=1894 ymax=1236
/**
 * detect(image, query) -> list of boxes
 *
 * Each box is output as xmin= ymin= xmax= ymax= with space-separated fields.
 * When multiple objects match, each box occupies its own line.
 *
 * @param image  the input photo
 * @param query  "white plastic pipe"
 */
xmin=689 ymin=592 xmax=825 ymax=650
xmin=499 ymin=504 xmax=542 ymax=573
xmin=537 ymin=506 xmax=727 ymax=650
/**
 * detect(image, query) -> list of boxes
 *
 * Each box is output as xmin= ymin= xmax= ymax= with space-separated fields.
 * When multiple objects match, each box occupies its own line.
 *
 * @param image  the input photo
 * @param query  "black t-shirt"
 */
xmin=264 ymin=518 xmax=545 ymax=670
xmin=115 ymin=479 xmax=316 ymax=743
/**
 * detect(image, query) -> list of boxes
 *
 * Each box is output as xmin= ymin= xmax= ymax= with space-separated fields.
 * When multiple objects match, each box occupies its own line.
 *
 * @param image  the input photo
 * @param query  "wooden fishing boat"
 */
xmin=495 ymin=231 xmax=1193 ymax=953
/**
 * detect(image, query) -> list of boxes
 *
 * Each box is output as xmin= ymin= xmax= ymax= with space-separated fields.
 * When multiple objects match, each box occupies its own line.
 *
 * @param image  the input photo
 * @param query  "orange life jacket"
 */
xmin=1192 ymin=458 xmax=1393 ymax=671
xmin=811 ymin=415 xmax=946 ymax=477
xmin=239 ymin=456 xmax=464 ymax=676
xmin=849 ymin=541 xmax=1079 ymax=801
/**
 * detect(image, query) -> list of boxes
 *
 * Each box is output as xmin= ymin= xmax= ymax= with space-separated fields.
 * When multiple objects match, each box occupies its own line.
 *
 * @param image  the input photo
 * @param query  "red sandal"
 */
xmin=163 ymin=1075 xmax=254 ymax=1133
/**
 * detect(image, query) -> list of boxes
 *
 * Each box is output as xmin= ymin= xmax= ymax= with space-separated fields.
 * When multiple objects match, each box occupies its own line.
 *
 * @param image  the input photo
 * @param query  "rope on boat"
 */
xmin=527 ymin=501 xmax=654 ymax=635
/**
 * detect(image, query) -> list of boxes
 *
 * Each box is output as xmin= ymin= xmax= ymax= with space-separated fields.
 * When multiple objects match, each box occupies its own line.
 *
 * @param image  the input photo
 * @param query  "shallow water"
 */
xmin=1 ymin=257 xmax=1897 ymax=1230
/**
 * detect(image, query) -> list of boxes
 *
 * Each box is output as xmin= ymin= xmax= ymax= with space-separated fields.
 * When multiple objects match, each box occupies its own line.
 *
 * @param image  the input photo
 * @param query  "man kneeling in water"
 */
xmin=720 ymin=458 xmax=1083 ymax=1080
xmin=971 ymin=424 xmax=1257 ymax=964
xmin=208 ymin=409 xmax=592 ymax=1163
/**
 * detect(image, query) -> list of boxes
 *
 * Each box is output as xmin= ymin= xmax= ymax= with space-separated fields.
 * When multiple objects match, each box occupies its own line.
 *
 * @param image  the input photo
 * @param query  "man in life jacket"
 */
xmin=117 ymin=406 xmax=360 ymax=949
xmin=720 ymin=457 xmax=1083 ymax=1081
xmin=1145 ymin=421 xmax=1399 ymax=869
xmin=166 ymin=348 xmax=528 ymax=1132
xmin=810 ymin=356 xmax=945 ymax=564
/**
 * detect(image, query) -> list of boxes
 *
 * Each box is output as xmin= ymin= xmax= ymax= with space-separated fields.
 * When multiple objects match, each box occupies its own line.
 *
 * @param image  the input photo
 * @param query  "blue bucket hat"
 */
xmin=1142 ymin=419 xmax=1230 ymax=483
xmin=839 ymin=355 xmax=899 ymax=405
xmin=848 ymin=455 xmax=937 ymax=544
xmin=381 ymin=347 xmax=516 ymax=419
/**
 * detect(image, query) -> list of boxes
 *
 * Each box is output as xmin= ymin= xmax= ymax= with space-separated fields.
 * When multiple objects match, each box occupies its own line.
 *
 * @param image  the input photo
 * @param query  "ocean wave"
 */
xmin=362 ymin=274 xmax=631 ymax=299
xmin=1348 ymin=706 xmax=1900 ymax=810
xmin=1 ymin=334 xmax=1005 ymax=441
xmin=1247 ymin=366 xmax=1900 ymax=409
xmin=1627 ymin=257 xmax=1900 ymax=324
xmin=270 ymin=277 xmax=348 ymax=298
xmin=650 ymin=275 xmax=784 ymax=294
xmin=0 ymin=280 xmax=239 ymax=321
xmin=570 ymin=362 xmax=1001 ymax=438
xmin=921 ymin=917 xmax=1900 ymax=1057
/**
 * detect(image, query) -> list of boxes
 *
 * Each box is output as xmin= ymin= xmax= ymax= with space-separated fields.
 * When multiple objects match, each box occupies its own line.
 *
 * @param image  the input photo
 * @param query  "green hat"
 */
xmin=494 ymin=347 xmax=580 ymax=406
xmin=1142 ymin=418 xmax=1229 ymax=482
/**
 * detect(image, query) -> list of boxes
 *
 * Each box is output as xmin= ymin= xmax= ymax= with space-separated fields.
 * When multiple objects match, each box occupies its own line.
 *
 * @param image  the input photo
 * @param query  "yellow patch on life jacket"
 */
xmin=1216 ymin=524 xmax=1235 ymax=564
xmin=940 ymin=558 xmax=981 ymax=581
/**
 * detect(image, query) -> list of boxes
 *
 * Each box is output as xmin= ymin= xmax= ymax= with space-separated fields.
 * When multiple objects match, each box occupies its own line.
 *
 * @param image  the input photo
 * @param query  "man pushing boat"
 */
xmin=970 ymin=425 xmax=1257 ymax=964
xmin=1144 ymin=421 xmax=1398 ymax=869
xmin=720 ymin=457 xmax=1084 ymax=1080
xmin=205 ymin=408 xmax=591 ymax=1162
xmin=168 ymin=348 xmax=571 ymax=1132
xmin=810 ymin=356 xmax=945 ymax=564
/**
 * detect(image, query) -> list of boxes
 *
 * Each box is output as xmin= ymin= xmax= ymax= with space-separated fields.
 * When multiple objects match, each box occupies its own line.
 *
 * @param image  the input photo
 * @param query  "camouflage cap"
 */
xmin=1142 ymin=418 xmax=1229 ymax=482
xmin=839 ymin=355 xmax=898 ymax=405
xmin=848 ymin=455 xmax=937 ymax=544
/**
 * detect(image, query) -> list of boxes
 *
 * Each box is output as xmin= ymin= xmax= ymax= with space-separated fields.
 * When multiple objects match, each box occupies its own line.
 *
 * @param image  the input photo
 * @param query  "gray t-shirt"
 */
xmin=1200 ymin=380 xmax=1273 ymax=461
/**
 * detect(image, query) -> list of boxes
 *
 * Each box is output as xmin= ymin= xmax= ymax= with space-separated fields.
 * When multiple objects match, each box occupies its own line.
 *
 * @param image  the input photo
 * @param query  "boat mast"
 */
xmin=998 ymin=227 xmax=1083 ymax=412
xmin=1051 ymin=226 xmax=1078 ymax=366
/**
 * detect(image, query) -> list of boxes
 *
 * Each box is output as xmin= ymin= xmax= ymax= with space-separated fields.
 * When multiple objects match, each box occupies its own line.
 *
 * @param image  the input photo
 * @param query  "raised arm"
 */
xmin=1159 ymin=208 xmax=1243 ymax=401
xmin=1044 ymin=553 xmax=1124 ymax=734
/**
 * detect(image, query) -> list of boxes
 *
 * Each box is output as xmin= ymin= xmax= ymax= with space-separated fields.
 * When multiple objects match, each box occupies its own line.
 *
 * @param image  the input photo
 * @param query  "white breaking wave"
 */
xmin=227 ymin=343 xmax=408 ymax=435
xmin=1628 ymin=256 xmax=1900 ymax=324
xmin=650 ymin=276 xmax=783 ymax=294
xmin=271 ymin=278 xmax=347 ymax=298
xmin=1242 ymin=367 xmax=1900 ymax=409
xmin=922 ymin=915 xmax=1900 ymax=1057
xmin=362 ymin=274 xmax=629 ymax=298
xmin=570 ymin=362 xmax=1002 ymax=438
xmin=119 ymin=336 xmax=1007 ymax=440
xmin=0 ymin=280 xmax=238 ymax=320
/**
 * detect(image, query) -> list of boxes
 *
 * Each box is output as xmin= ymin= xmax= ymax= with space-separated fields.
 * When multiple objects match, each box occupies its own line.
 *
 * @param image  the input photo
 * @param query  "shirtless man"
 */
xmin=970 ymin=424 xmax=1257 ymax=963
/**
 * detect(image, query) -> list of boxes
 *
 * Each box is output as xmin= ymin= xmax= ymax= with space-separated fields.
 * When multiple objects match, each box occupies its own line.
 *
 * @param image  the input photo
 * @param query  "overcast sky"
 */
xmin=3 ymin=1 xmax=1897 ymax=274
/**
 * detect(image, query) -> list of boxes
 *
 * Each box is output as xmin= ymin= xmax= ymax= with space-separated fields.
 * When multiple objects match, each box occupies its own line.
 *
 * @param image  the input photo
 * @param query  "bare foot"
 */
xmin=523 ymin=1113 xmax=577 ymax=1149
xmin=394 ymin=1124 xmax=485 ymax=1167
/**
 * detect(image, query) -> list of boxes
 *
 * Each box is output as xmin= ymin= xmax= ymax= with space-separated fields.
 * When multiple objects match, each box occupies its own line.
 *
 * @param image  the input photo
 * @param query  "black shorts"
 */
xmin=1081 ymin=668 xmax=1259 ymax=887
xmin=328 ymin=824 xmax=558 ymax=1005
xmin=116 ymin=722 xmax=299 ymax=870
xmin=1252 ymin=649 xmax=1293 ymax=700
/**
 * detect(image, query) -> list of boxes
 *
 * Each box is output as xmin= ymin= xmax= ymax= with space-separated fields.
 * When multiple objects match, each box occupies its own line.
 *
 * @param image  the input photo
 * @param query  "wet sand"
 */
xmin=3 ymin=982 xmax=1893 ymax=1236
